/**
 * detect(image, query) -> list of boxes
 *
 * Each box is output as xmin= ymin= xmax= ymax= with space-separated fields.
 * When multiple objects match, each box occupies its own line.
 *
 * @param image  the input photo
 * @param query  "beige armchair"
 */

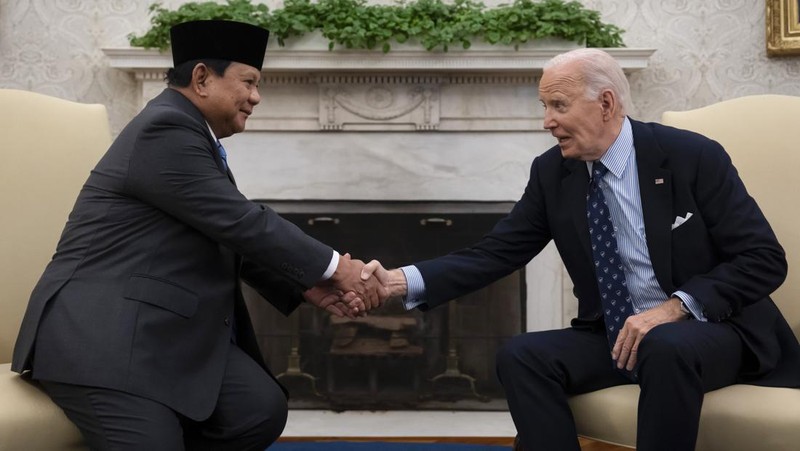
xmin=568 ymin=95 xmax=800 ymax=450
xmin=0 ymin=89 xmax=110 ymax=450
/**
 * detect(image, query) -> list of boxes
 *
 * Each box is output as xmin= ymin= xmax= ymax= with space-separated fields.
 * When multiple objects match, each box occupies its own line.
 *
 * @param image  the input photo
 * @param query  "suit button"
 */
xmin=224 ymin=317 xmax=231 ymax=326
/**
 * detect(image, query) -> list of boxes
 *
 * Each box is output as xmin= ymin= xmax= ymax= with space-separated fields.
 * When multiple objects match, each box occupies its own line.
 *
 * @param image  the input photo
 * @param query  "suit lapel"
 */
xmin=631 ymin=120 xmax=674 ymax=293
xmin=562 ymin=158 xmax=593 ymax=264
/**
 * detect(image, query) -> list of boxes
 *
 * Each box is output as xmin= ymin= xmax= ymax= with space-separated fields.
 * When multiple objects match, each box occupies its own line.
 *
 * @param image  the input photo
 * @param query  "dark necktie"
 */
xmin=587 ymin=162 xmax=632 ymax=348
xmin=216 ymin=141 xmax=228 ymax=171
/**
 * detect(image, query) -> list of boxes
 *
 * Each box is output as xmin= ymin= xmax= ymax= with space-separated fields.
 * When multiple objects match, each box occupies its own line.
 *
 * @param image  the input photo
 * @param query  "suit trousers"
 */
xmin=39 ymin=343 xmax=287 ymax=451
xmin=496 ymin=320 xmax=742 ymax=451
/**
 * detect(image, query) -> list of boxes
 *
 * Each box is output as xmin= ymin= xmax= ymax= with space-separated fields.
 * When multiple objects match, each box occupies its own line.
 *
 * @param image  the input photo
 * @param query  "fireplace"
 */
xmin=105 ymin=44 xmax=652 ymax=418
xmin=243 ymin=200 xmax=523 ymax=410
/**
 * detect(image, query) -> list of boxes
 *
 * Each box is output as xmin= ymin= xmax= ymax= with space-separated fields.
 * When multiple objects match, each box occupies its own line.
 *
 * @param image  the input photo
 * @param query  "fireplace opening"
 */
xmin=243 ymin=200 xmax=524 ymax=411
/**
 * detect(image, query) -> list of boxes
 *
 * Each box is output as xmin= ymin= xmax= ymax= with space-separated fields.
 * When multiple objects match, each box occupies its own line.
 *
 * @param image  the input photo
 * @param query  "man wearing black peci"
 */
xmin=12 ymin=20 xmax=382 ymax=450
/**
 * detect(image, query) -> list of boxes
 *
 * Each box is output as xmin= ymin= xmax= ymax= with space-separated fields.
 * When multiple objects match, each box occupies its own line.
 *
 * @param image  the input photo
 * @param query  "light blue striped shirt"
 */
xmin=402 ymin=117 xmax=706 ymax=321
xmin=591 ymin=118 xmax=705 ymax=320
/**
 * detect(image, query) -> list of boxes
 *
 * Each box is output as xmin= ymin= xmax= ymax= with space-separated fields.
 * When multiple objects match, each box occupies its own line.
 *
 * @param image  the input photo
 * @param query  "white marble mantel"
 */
xmin=103 ymin=38 xmax=653 ymax=74
xmin=103 ymin=38 xmax=654 ymax=132
xmin=103 ymin=41 xmax=654 ymax=333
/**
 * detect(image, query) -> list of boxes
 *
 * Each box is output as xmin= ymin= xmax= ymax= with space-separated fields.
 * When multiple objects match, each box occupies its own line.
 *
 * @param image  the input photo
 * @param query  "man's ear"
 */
xmin=599 ymin=89 xmax=617 ymax=120
xmin=191 ymin=63 xmax=211 ymax=97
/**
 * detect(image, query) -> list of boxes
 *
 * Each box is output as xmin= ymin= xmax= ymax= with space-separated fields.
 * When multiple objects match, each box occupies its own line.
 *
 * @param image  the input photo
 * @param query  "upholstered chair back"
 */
xmin=0 ymin=89 xmax=111 ymax=363
xmin=662 ymin=94 xmax=800 ymax=339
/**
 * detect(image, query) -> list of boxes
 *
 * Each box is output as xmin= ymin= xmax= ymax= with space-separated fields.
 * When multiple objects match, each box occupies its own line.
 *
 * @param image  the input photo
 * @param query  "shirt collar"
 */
xmin=587 ymin=116 xmax=633 ymax=178
xmin=207 ymin=122 xmax=218 ymax=143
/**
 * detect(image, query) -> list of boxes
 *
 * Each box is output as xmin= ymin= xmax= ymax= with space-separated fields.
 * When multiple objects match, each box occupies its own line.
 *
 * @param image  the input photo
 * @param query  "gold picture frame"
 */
xmin=767 ymin=0 xmax=800 ymax=56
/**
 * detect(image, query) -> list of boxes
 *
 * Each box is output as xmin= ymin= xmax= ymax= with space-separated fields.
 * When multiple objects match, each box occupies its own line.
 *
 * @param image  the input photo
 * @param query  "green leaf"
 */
xmin=129 ymin=0 xmax=625 ymax=52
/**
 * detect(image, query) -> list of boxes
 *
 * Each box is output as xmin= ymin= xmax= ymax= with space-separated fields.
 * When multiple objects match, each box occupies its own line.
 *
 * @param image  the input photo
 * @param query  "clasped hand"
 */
xmin=303 ymin=253 xmax=390 ymax=318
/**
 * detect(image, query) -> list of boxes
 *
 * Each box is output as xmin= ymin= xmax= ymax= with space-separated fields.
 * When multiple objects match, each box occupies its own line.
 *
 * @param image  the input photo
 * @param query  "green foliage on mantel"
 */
xmin=129 ymin=0 xmax=625 ymax=53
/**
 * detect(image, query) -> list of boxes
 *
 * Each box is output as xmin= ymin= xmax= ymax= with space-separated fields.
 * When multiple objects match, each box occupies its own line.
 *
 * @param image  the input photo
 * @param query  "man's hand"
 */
xmin=303 ymin=284 xmax=364 ymax=318
xmin=361 ymin=260 xmax=408 ymax=299
xmin=329 ymin=253 xmax=389 ymax=311
xmin=612 ymin=297 xmax=689 ymax=371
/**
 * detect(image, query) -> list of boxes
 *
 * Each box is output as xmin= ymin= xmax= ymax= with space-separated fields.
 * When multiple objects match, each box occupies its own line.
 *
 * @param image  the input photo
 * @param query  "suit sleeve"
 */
xmin=124 ymin=110 xmax=332 ymax=289
xmin=415 ymin=158 xmax=552 ymax=309
xmin=239 ymin=258 xmax=305 ymax=316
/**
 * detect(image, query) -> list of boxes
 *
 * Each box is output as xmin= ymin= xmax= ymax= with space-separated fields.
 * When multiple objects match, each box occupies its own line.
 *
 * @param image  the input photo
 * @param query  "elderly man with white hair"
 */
xmin=365 ymin=48 xmax=800 ymax=450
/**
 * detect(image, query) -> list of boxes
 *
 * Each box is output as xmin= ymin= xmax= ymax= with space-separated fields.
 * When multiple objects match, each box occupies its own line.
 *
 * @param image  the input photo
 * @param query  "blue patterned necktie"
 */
xmin=587 ymin=162 xmax=632 ymax=348
xmin=216 ymin=141 xmax=228 ymax=171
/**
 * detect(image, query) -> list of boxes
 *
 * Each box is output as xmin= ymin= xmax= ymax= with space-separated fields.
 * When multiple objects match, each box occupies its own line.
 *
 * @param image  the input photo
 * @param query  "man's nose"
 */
xmin=250 ymin=87 xmax=261 ymax=105
xmin=542 ymin=111 xmax=555 ymax=130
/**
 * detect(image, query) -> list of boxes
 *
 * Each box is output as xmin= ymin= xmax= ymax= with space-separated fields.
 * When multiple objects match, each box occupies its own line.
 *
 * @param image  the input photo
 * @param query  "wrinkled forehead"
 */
xmin=539 ymin=67 xmax=586 ymax=100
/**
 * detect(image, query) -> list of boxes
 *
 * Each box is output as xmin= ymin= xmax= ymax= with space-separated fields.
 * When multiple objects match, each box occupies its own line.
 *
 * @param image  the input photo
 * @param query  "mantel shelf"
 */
xmin=103 ymin=45 xmax=655 ymax=74
xmin=104 ymin=40 xmax=655 ymax=133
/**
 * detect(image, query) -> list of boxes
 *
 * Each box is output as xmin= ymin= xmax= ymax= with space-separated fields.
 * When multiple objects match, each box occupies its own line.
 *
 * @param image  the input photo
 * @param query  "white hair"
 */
xmin=544 ymin=48 xmax=632 ymax=116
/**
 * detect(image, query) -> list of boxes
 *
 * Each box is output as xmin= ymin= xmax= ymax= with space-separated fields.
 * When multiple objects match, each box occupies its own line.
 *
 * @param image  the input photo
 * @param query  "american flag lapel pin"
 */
xmin=655 ymin=178 xmax=664 ymax=185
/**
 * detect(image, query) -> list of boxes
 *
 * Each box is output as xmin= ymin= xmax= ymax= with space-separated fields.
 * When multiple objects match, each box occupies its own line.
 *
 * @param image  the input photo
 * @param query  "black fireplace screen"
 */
xmin=242 ymin=201 xmax=524 ymax=411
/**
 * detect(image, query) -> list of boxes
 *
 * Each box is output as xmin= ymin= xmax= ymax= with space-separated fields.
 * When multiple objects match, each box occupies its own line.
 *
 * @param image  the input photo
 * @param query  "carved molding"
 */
xmin=103 ymin=45 xmax=654 ymax=132
xmin=103 ymin=45 xmax=655 ymax=74
xmin=319 ymin=77 xmax=440 ymax=131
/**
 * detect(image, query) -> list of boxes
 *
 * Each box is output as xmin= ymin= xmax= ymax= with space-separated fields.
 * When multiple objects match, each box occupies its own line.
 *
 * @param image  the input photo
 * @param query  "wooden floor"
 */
xmin=278 ymin=437 xmax=629 ymax=450
xmin=579 ymin=438 xmax=630 ymax=451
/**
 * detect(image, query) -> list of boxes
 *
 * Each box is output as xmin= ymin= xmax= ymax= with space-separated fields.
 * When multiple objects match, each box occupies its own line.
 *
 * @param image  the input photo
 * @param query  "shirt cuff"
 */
xmin=400 ymin=265 xmax=427 ymax=310
xmin=320 ymin=251 xmax=339 ymax=281
xmin=672 ymin=291 xmax=707 ymax=322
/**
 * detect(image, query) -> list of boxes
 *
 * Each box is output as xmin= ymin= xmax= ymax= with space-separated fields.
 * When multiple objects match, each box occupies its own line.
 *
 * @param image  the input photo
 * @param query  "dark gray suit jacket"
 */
xmin=12 ymin=88 xmax=333 ymax=420
xmin=415 ymin=119 xmax=800 ymax=387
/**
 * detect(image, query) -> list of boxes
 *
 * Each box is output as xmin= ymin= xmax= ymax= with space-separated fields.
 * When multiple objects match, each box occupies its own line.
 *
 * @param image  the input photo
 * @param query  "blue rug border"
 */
xmin=270 ymin=441 xmax=510 ymax=450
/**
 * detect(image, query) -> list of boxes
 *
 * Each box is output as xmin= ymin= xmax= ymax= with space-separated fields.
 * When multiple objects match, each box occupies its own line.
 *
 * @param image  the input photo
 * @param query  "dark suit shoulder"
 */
xmin=633 ymin=119 xmax=720 ymax=151
xmin=114 ymin=93 xmax=212 ymax=155
xmin=630 ymin=118 xmax=733 ymax=169
xmin=139 ymin=92 xmax=206 ymax=131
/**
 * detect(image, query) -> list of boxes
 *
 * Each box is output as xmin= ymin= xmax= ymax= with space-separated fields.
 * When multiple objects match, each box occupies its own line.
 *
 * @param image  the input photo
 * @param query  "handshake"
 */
xmin=302 ymin=253 xmax=406 ymax=318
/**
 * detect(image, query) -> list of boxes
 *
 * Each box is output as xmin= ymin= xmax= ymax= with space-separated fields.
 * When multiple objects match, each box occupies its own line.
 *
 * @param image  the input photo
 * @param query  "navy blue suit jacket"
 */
xmin=416 ymin=119 xmax=800 ymax=387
